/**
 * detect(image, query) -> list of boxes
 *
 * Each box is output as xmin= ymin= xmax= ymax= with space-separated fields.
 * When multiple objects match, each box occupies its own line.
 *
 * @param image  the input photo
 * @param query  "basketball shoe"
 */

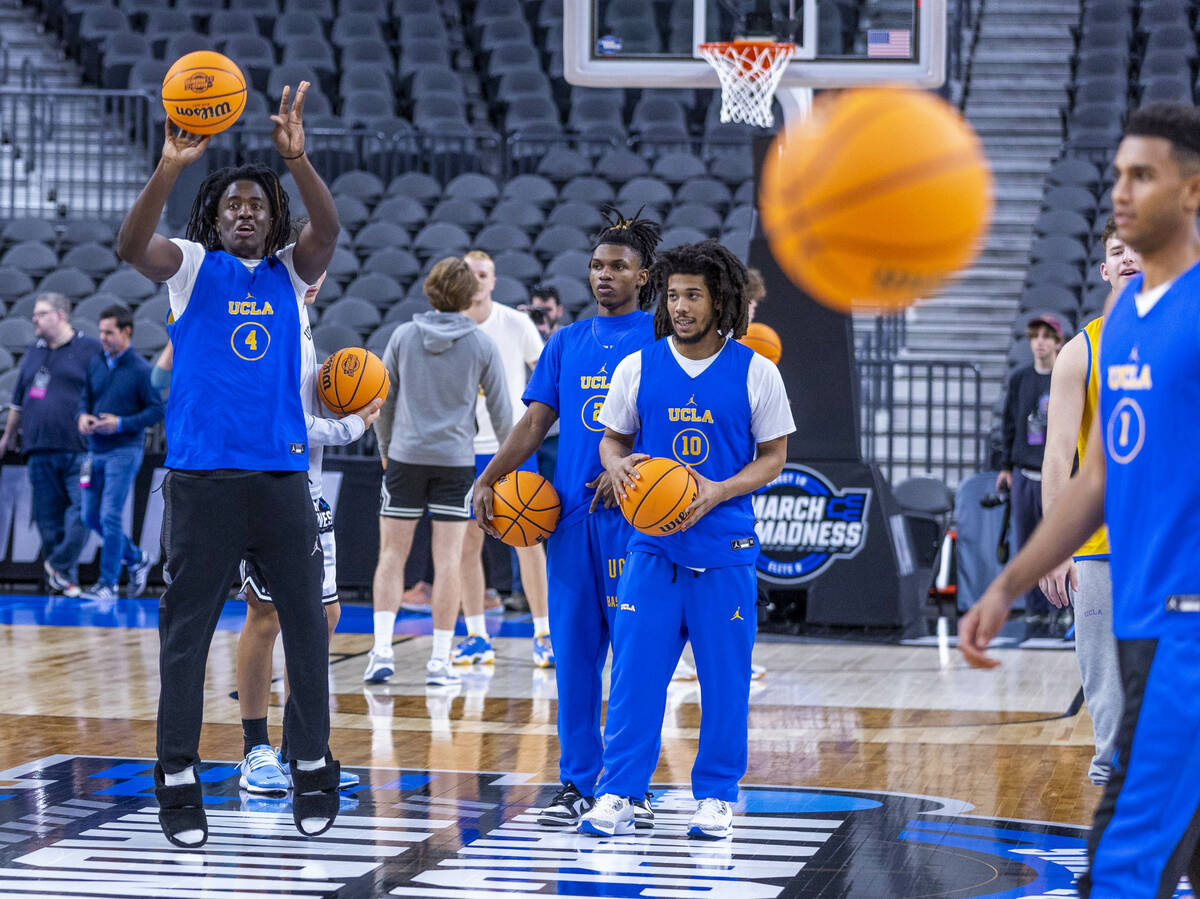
xmin=451 ymin=633 xmax=494 ymax=665
xmin=44 ymin=561 xmax=81 ymax=598
xmin=426 ymin=657 xmax=462 ymax=686
xmin=532 ymin=632 xmax=554 ymax=668
xmin=363 ymin=649 xmax=395 ymax=683
xmin=632 ymin=793 xmax=654 ymax=830
xmin=688 ymin=798 xmax=733 ymax=839
xmin=537 ymin=782 xmax=593 ymax=826
xmin=127 ymin=550 xmax=152 ymax=597
xmin=578 ymin=794 xmax=635 ymax=837
xmin=239 ymin=745 xmax=289 ymax=795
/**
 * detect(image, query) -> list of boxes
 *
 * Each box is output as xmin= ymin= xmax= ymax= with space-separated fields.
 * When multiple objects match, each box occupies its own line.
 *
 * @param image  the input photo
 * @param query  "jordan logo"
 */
xmin=599 ymin=363 xmax=607 ymax=375
xmin=245 ymin=291 xmax=254 ymax=300
xmin=731 ymin=607 xmax=744 ymax=621
xmin=687 ymin=394 xmax=697 ymax=406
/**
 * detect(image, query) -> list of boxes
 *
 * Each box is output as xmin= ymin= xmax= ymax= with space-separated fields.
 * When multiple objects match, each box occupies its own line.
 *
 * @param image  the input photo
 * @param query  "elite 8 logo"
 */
xmin=753 ymin=463 xmax=871 ymax=584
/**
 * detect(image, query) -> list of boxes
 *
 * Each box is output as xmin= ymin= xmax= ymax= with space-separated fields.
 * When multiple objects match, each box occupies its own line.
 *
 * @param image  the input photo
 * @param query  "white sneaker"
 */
xmin=363 ymin=649 xmax=395 ymax=683
xmin=688 ymin=798 xmax=733 ymax=839
xmin=425 ymin=657 xmax=461 ymax=687
xmin=578 ymin=793 xmax=635 ymax=837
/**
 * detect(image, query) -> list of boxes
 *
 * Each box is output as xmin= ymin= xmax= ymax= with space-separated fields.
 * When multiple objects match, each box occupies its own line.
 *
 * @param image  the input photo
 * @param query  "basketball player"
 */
xmin=366 ymin=257 xmax=511 ymax=688
xmin=235 ymin=265 xmax=382 ymax=794
xmin=577 ymin=240 xmax=793 ymax=840
xmin=960 ymin=102 xmax=1200 ymax=897
xmin=1037 ymin=216 xmax=1139 ymax=787
xmin=116 ymin=83 xmax=342 ymax=845
xmin=472 ymin=208 xmax=660 ymax=828
xmin=453 ymin=250 xmax=551 ymax=669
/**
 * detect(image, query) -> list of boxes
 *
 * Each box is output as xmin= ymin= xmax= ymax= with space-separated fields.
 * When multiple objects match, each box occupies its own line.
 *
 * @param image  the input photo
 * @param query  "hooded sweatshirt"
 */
xmin=375 ymin=310 xmax=511 ymax=467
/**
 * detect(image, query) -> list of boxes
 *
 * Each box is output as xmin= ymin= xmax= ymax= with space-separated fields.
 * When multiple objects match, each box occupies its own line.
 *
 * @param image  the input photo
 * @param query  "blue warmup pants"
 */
xmin=1081 ymin=635 xmax=1200 ymax=898
xmin=597 ymin=551 xmax=757 ymax=803
xmin=546 ymin=508 xmax=643 ymax=795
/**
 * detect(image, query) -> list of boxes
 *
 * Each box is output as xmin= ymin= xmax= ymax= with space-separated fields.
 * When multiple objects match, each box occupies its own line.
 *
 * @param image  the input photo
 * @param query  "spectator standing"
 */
xmin=76 ymin=304 xmax=164 ymax=602
xmin=996 ymin=312 xmax=1065 ymax=636
xmin=0 ymin=293 xmax=102 ymax=597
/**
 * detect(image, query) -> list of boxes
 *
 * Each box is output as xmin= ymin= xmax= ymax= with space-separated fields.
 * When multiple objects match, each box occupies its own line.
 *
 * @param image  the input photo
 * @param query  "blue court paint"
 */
xmin=738 ymin=789 xmax=883 ymax=814
xmin=376 ymin=774 xmax=436 ymax=791
xmin=89 ymin=762 xmax=152 ymax=780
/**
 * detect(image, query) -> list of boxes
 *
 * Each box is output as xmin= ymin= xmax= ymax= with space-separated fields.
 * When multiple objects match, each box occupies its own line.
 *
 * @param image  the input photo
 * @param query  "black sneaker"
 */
xmin=632 ymin=792 xmax=654 ymax=830
xmin=537 ymin=781 xmax=593 ymax=827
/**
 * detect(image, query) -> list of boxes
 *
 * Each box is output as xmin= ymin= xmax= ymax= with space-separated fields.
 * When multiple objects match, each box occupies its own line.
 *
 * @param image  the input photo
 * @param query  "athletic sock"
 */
xmin=295 ymin=757 xmax=326 ymax=772
xmin=242 ymin=717 xmax=269 ymax=757
xmin=533 ymin=616 xmax=549 ymax=636
xmin=373 ymin=611 xmax=397 ymax=655
xmin=163 ymin=766 xmax=196 ymax=787
xmin=431 ymin=628 xmax=453 ymax=663
xmin=465 ymin=614 xmax=486 ymax=637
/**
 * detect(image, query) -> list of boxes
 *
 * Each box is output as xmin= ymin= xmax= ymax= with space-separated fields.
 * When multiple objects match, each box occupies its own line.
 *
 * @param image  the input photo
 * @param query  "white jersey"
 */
xmin=472 ymin=301 xmax=543 ymax=455
xmin=300 ymin=318 xmax=365 ymax=501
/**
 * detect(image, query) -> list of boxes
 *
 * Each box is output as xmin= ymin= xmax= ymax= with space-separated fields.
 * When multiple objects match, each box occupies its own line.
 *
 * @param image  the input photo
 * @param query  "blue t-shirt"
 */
xmin=165 ymin=248 xmax=307 ymax=471
xmin=522 ymin=310 xmax=655 ymax=527
xmin=1101 ymin=262 xmax=1200 ymax=638
xmin=13 ymin=332 xmax=102 ymax=454
xmin=628 ymin=337 xmax=758 ymax=569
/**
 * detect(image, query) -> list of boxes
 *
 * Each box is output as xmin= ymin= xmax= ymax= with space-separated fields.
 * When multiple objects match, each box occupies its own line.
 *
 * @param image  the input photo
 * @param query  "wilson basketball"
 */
xmin=619 ymin=456 xmax=698 ymax=537
xmin=319 ymin=347 xmax=389 ymax=415
xmin=161 ymin=51 xmax=247 ymax=136
xmin=738 ymin=321 xmax=782 ymax=364
xmin=489 ymin=471 xmax=561 ymax=547
xmin=759 ymin=87 xmax=993 ymax=314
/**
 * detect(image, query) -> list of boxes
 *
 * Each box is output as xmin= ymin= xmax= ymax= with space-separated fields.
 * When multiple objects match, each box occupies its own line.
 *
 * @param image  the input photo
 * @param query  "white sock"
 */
xmin=295 ymin=757 xmax=326 ymax=772
xmin=431 ymin=628 xmax=453 ymax=663
xmin=163 ymin=766 xmax=196 ymax=787
xmin=466 ymin=614 xmax=486 ymax=636
xmin=373 ymin=611 xmax=396 ymax=654
xmin=533 ymin=616 xmax=549 ymax=636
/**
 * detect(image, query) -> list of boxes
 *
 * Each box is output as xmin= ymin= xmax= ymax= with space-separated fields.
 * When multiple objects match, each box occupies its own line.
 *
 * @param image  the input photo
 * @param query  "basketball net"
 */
xmin=698 ymin=40 xmax=797 ymax=129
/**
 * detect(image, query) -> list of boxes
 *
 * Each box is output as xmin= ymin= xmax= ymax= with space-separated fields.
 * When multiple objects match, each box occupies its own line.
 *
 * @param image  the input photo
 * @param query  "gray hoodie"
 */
xmin=375 ymin=310 xmax=511 ymax=467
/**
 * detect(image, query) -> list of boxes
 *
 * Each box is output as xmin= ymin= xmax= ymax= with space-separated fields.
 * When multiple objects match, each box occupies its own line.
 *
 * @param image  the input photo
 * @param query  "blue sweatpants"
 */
xmin=597 ymin=551 xmax=757 ymax=803
xmin=1081 ymin=635 xmax=1200 ymax=897
xmin=545 ymin=508 xmax=639 ymax=795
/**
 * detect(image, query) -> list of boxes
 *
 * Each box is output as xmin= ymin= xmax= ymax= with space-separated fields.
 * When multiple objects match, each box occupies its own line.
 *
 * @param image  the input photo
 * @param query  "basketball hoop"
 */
xmin=698 ymin=40 xmax=797 ymax=128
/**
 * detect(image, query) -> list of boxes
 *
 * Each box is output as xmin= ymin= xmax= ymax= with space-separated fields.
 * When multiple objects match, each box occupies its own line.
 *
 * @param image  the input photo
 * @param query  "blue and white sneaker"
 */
xmin=363 ymin=649 xmax=395 ymax=683
xmin=239 ymin=744 xmax=289 ymax=795
xmin=81 ymin=582 xmax=119 ymax=605
xmin=688 ymin=798 xmax=733 ymax=839
xmin=126 ymin=550 xmax=152 ymax=597
xmin=578 ymin=793 xmax=635 ymax=837
xmin=532 ymin=632 xmax=555 ymax=668
xmin=280 ymin=753 xmax=361 ymax=792
xmin=451 ymin=633 xmax=494 ymax=665
xmin=426 ymin=657 xmax=462 ymax=686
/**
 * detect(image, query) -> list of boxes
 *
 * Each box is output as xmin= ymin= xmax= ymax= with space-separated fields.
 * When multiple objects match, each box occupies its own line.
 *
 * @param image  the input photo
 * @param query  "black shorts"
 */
xmin=380 ymin=460 xmax=474 ymax=521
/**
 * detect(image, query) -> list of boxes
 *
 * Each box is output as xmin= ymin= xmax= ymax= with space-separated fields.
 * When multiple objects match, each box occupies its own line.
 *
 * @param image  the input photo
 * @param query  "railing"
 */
xmin=0 ymin=87 xmax=154 ymax=217
xmin=858 ymin=356 xmax=987 ymax=488
xmin=856 ymin=313 xmax=907 ymax=359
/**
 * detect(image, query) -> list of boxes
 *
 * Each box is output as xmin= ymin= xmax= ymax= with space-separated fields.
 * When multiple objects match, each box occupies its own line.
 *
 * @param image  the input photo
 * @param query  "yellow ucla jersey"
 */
xmin=1075 ymin=315 xmax=1108 ymax=558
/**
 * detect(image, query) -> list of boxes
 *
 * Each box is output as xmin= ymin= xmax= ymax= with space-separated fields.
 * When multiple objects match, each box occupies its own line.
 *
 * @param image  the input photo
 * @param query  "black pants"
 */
xmin=156 ymin=470 xmax=328 ymax=773
xmin=1011 ymin=468 xmax=1053 ymax=619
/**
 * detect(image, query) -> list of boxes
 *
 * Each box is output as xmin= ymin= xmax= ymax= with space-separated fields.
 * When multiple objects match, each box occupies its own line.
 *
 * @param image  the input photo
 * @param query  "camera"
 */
xmin=527 ymin=307 xmax=547 ymax=326
xmin=980 ymin=489 xmax=1009 ymax=509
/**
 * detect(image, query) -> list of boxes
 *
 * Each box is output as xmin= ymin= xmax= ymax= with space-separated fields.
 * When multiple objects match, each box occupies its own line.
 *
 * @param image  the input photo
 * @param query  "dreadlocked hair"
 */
xmin=184 ymin=164 xmax=291 ymax=256
xmin=650 ymin=239 xmax=750 ymax=340
xmin=592 ymin=204 xmax=662 ymax=309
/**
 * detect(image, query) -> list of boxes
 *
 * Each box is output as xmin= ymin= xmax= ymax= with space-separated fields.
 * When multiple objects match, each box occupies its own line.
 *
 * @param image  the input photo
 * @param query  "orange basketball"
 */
xmin=319 ymin=347 xmax=389 ymax=415
xmin=759 ymin=87 xmax=993 ymax=314
xmin=618 ymin=456 xmax=698 ymax=537
xmin=161 ymin=51 xmax=247 ymax=136
xmin=488 ymin=471 xmax=561 ymax=547
xmin=738 ymin=321 xmax=782 ymax=364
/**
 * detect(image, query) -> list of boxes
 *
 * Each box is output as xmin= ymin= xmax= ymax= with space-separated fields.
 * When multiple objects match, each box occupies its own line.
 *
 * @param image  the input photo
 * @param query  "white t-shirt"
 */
xmin=164 ymin=238 xmax=362 ymax=498
xmin=1135 ymin=278 xmax=1174 ymax=317
xmin=598 ymin=338 xmax=796 ymax=443
xmin=473 ymin=301 xmax=543 ymax=454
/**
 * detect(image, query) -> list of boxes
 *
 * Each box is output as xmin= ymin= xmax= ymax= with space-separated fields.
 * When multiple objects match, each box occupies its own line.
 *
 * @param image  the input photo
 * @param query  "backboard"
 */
xmin=564 ymin=0 xmax=945 ymax=92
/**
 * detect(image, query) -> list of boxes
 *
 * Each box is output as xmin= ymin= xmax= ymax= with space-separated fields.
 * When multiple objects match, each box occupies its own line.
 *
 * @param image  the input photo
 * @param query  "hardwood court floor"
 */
xmin=0 ymin=603 xmax=1133 ymax=898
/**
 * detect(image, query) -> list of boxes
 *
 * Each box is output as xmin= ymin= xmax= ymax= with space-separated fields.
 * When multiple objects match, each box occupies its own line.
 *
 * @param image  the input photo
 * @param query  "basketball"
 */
xmin=161 ymin=51 xmax=247 ymax=136
xmin=488 ymin=471 xmax=561 ymax=547
xmin=739 ymin=321 xmax=782 ymax=364
xmin=319 ymin=347 xmax=389 ymax=415
xmin=759 ymin=87 xmax=993 ymax=314
xmin=619 ymin=456 xmax=698 ymax=536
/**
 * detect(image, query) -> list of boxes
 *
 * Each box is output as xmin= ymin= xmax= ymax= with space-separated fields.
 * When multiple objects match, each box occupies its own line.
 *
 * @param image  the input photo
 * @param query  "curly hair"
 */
xmin=650 ymin=239 xmax=750 ymax=340
xmin=184 ymin=164 xmax=291 ymax=256
xmin=592 ymin=205 xmax=662 ymax=309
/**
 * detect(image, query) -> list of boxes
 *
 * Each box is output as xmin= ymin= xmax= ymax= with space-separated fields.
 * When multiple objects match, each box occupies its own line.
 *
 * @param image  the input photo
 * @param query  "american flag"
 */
xmin=867 ymin=29 xmax=912 ymax=58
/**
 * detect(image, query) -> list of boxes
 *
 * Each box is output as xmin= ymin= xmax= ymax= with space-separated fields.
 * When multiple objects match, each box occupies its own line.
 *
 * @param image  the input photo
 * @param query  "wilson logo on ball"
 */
xmin=183 ymin=73 xmax=214 ymax=93
xmin=172 ymin=101 xmax=232 ymax=121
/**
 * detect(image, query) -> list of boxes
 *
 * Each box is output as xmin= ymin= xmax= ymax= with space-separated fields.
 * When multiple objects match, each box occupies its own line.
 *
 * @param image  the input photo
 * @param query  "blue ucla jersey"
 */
xmin=523 ymin=310 xmax=655 ymax=527
xmin=166 ymin=249 xmax=307 ymax=471
xmin=629 ymin=338 xmax=758 ymax=568
xmin=1101 ymin=262 xmax=1200 ymax=638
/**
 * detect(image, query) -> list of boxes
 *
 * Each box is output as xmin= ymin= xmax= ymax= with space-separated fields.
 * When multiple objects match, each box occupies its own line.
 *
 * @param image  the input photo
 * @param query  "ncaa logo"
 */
xmin=753 ymin=463 xmax=871 ymax=584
